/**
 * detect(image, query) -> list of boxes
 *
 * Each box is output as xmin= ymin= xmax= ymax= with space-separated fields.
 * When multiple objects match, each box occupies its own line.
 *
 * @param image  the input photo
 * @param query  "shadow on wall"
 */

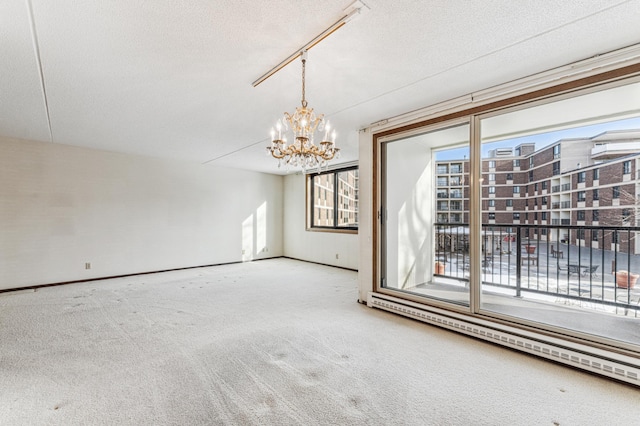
xmin=242 ymin=201 xmax=268 ymax=261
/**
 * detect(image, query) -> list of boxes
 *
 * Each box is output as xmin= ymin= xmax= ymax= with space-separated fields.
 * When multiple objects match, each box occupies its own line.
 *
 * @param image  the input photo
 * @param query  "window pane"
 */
xmin=382 ymin=122 xmax=470 ymax=307
xmin=336 ymin=169 xmax=359 ymax=227
xmin=479 ymin=79 xmax=640 ymax=349
xmin=313 ymin=174 xmax=334 ymax=227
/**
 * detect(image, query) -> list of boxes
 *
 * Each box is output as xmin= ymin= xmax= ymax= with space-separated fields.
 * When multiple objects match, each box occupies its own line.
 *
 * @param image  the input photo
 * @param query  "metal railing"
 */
xmin=435 ymin=223 xmax=640 ymax=314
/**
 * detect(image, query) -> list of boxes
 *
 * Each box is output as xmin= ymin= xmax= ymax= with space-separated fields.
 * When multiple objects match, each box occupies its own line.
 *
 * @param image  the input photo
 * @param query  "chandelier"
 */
xmin=267 ymin=50 xmax=339 ymax=171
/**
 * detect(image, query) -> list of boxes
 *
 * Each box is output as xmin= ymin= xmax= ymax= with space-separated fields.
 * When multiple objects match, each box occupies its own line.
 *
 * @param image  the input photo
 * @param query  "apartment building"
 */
xmin=436 ymin=130 xmax=640 ymax=253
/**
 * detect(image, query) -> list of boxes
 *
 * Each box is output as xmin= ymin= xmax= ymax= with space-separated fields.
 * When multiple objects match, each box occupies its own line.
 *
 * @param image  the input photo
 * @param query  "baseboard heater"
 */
xmin=367 ymin=292 xmax=639 ymax=386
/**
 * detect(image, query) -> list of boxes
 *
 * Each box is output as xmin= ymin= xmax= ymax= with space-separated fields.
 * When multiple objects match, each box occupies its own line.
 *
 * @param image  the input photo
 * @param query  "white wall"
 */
xmin=0 ymin=137 xmax=283 ymax=289
xmin=385 ymin=136 xmax=434 ymax=289
xmin=283 ymin=173 xmax=358 ymax=270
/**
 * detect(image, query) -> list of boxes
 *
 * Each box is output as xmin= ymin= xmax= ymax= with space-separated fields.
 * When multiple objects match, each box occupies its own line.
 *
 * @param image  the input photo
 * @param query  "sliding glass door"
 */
xmin=380 ymin=122 xmax=470 ymax=307
xmin=377 ymin=76 xmax=640 ymax=351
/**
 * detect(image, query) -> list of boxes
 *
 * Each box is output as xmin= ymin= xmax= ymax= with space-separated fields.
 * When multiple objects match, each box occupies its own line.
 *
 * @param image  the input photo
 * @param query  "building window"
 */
xmin=577 ymin=210 xmax=585 ymax=221
xmin=593 ymin=168 xmax=599 ymax=180
xmin=513 ymin=159 xmax=520 ymax=167
xmin=577 ymin=229 xmax=585 ymax=240
xmin=592 ymin=230 xmax=599 ymax=242
xmin=309 ymin=166 xmax=358 ymax=230
xmin=528 ymin=170 xmax=534 ymax=182
xmin=577 ymin=191 xmax=586 ymax=202
xmin=553 ymin=144 xmax=561 ymax=159
xmin=541 ymin=212 xmax=547 ymax=220
xmin=529 ymin=157 xmax=534 ymax=167
xmin=623 ymin=208 xmax=632 ymax=222
xmin=542 ymin=197 xmax=547 ymax=205
xmin=623 ymin=160 xmax=631 ymax=174
xmin=437 ymin=164 xmax=449 ymax=174
xmin=506 ymin=173 xmax=513 ymax=181
xmin=488 ymin=212 xmax=495 ymax=220
xmin=513 ymin=186 xmax=520 ymax=194
xmin=592 ymin=210 xmax=599 ymax=222
xmin=613 ymin=186 xmax=620 ymax=198
xmin=533 ymin=212 xmax=538 ymax=220
xmin=489 ymin=160 xmax=496 ymax=169
xmin=488 ymin=199 xmax=495 ymax=207
xmin=437 ymin=189 xmax=448 ymax=198
xmin=437 ymin=177 xmax=448 ymax=186
xmin=451 ymin=163 xmax=463 ymax=174
xmin=552 ymin=161 xmax=560 ymax=175
xmin=488 ymin=186 xmax=496 ymax=194
xmin=506 ymin=199 xmax=513 ymax=207
xmin=513 ymin=213 xmax=520 ymax=220
xmin=612 ymin=231 xmax=619 ymax=244
xmin=593 ymin=188 xmax=599 ymax=201
xmin=541 ymin=181 xmax=548 ymax=190
xmin=577 ymin=171 xmax=586 ymax=183
xmin=488 ymin=173 xmax=496 ymax=181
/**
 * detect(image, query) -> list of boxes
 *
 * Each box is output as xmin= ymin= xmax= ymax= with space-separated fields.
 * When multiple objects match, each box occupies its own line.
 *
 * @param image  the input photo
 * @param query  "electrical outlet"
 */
xmin=85 ymin=262 xmax=91 ymax=270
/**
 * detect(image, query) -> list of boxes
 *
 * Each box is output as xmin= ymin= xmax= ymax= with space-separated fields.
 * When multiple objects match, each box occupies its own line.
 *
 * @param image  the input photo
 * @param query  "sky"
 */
xmin=435 ymin=116 xmax=640 ymax=161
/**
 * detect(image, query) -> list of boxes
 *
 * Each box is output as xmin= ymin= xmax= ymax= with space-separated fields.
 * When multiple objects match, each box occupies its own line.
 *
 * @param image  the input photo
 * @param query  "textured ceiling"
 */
xmin=2 ymin=0 xmax=640 ymax=174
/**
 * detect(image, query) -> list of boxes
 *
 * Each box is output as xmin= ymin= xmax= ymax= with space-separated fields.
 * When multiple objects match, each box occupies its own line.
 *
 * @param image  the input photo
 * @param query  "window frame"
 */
xmin=307 ymin=165 xmax=359 ymax=233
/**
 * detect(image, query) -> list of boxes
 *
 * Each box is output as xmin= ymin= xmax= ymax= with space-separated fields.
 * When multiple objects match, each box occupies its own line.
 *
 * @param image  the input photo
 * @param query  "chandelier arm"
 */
xmin=301 ymin=51 xmax=307 ymax=107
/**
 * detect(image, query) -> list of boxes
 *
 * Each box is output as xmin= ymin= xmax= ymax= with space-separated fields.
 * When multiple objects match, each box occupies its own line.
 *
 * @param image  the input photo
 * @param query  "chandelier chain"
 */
xmin=301 ymin=56 xmax=307 ymax=108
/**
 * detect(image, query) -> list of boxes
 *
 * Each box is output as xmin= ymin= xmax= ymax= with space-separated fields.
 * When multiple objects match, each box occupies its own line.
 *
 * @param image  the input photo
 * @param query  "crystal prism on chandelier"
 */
xmin=267 ymin=50 xmax=340 ymax=172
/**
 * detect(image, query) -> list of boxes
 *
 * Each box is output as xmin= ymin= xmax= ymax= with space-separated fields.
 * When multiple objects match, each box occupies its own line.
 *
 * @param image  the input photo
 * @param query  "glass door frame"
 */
xmin=372 ymin=67 xmax=640 ymax=356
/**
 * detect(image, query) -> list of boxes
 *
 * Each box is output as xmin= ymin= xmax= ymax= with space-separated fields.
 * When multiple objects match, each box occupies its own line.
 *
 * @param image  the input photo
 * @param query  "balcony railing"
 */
xmin=434 ymin=223 xmax=640 ymax=315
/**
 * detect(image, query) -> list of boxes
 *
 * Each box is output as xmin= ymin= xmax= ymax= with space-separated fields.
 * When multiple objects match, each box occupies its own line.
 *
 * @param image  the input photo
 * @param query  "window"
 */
xmin=541 ymin=212 xmax=547 ymax=220
xmin=450 ymin=176 xmax=462 ymax=186
xmin=592 ymin=210 xmax=599 ymax=222
xmin=437 ymin=189 xmax=448 ymax=198
xmin=451 ymin=163 xmax=463 ymax=174
xmin=489 ymin=160 xmax=496 ymax=169
xmin=488 ymin=186 xmax=496 ymax=194
xmin=437 ymin=201 xmax=448 ymax=211
xmin=513 ymin=186 xmax=520 ymax=194
xmin=488 ymin=173 xmax=496 ymax=181
xmin=542 ymin=197 xmax=547 ymax=205
xmin=450 ymin=201 xmax=462 ymax=211
xmin=541 ymin=181 xmax=548 ymax=190
xmin=577 ymin=191 xmax=586 ymax=202
xmin=437 ymin=177 xmax=448 ymax=186
xmin=533 ymin=212 xmax=538 ymax=220
xmin=593 ymin=188 xmax=599 ymax=200
xmin=437 ymin=164 xmax=449 ymax=174
xmin=506 ymin=173 xmax=513 ymax=181
xmin=577 ymin=171 xmax=586 ymax=183
xmin=577 ymin=210 xmax=585 ymax=221
xmin=529 ymin=157 xmax=534 ymax=167
xmin=513 ymin=159 xmax=520 ymax=167
xmin=528 ymin=170 xmax=534 ymax=182
xmin=593 ymin=168 xmax=599 ymax=180
xmin=534 ymin=198 xmax=537 ymax=206
xmin=506 ymin=199 xmax=513 ymax=207
xmin=552 ymin=161 xmax=560 ymax=175
xmin=488 ymin=199 xmax=495 ymax=207
xmin=592 ymin=230 xmax=599 ymax=242
xmin=534 ymin=183 xmax=538 ymax=191
xmin=309 ymin=167 xmax=358 ymax=230
xmin=577 ymin=229 xmax=585 ymax=240
xmin=623 ymin=208 xmax=632 ymax=222
xmin=553 ymin=144 xmax=561 ymax=159
xmin=612 ymin=231 xmax=619 ymax=244
xmin=613 ymin=186 xmax=620 ymax=198
xmin=513 ymin=213 xmax=520 ymax=220
xmin=623 ymin=160 xmax=631 ymax=174
xmin=488 ymin=212 xmax=495 ymax=220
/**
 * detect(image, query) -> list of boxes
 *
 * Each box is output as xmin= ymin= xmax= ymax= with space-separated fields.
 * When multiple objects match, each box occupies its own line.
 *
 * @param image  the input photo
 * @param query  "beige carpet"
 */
xmin=1 ymin=258 xmax=638 ymax=425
